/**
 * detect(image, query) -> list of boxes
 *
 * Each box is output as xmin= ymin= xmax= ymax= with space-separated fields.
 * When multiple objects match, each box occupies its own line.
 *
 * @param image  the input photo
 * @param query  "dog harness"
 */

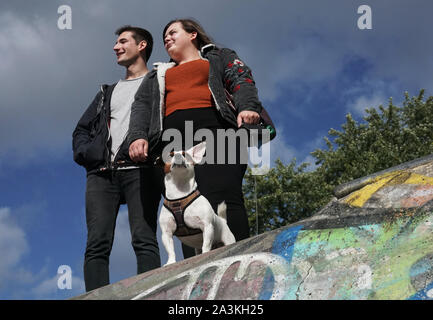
xmin=163 ymin=189 xmax=203 ymax=237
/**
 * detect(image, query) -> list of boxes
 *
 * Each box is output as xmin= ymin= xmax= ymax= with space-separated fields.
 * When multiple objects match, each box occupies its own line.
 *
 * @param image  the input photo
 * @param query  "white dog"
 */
xmin=157 ymin=142 xmax=236 ymax=266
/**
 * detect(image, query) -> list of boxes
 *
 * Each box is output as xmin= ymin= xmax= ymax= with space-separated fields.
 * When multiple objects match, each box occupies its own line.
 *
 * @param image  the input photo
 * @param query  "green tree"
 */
xmin=244 ymin=90 xmax=433 ymax=235
xmin=243 ymin=160 xmax=331 ymax=235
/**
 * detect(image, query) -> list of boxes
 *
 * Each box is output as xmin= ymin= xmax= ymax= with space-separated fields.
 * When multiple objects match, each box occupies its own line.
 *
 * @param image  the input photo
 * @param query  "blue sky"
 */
xmin=1 ymin=0 xmax=432 ymax=299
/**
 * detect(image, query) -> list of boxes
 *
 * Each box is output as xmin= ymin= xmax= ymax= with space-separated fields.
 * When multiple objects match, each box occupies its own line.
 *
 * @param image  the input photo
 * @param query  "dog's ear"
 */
xmin=186 ymin=142 xmax=207 ymax=164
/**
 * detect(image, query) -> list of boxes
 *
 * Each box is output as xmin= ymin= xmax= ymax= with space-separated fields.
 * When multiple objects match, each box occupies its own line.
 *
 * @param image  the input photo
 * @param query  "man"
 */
xmin=72 ymin=26 xmax=163 ymax=292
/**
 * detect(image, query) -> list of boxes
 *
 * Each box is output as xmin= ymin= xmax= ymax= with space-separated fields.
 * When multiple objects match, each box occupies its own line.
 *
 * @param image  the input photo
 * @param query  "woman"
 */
xmin=128 ymin=18 xmax=264 ymax=258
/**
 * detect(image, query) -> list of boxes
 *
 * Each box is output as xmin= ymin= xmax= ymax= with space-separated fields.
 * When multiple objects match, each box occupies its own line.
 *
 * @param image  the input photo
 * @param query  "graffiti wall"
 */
xmin=127 ymin=208 xmax=433 ymax=300
xmin=74 ymin=157 xmax=433 ymax=300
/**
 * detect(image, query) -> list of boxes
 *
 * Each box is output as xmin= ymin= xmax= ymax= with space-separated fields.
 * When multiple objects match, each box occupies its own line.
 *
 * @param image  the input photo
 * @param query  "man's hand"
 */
xmin=129 ymin=139 xmax=148 ymax=162
xmin=237 ymin=110 xmax=260 ymax=127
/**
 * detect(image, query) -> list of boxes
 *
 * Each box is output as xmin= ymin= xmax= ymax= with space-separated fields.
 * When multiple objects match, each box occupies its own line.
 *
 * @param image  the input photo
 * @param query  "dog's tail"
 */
xmin=217 ymin=201 xmax=227 ymax=221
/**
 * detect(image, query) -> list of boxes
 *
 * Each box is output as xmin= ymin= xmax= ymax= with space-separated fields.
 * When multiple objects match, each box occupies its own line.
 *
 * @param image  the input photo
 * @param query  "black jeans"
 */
xmin=181 ymin=163 xmax=249 ymax=259
xmin=83 ymin=167 xmax=163 ymax=292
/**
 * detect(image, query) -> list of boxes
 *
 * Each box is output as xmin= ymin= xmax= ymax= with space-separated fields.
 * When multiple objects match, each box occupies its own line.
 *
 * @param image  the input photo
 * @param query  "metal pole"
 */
xmin=255 ymin=175 xmax=258 ymax=235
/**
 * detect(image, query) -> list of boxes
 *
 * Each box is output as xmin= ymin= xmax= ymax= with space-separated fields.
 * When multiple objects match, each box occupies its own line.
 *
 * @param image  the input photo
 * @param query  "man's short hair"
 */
xmin=115 ymin=25 xmax=153 ymax=63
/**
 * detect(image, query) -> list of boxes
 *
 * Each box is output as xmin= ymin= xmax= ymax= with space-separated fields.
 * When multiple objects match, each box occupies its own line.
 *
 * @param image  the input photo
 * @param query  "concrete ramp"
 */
xmin=72 ymin=154 xmax=433 ymax=300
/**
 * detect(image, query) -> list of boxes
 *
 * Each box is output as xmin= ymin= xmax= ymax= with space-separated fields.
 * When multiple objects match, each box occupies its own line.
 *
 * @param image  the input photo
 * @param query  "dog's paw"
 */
xmin=164 ymin=259 xmax=176 ymax=267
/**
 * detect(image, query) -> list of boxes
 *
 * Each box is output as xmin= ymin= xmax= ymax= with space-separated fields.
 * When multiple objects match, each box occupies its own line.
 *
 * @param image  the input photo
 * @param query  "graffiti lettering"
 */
xmin=132 ymin=253 xmax=290 ymax=300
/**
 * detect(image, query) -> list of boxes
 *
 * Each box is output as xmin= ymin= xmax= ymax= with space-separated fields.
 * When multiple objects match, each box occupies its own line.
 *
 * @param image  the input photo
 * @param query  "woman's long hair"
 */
xmin=163 ymin=18 xmax=213 ymax=50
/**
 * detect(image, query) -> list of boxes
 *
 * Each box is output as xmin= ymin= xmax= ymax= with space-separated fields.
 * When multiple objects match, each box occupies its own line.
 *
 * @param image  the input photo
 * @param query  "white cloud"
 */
xmin=0 ymin=12 xmax=71 ymax=161
xmin=30 ymin=273 xmax=85 ymax=299
xmin=0 ymin=12 xmax=47 ymax=73
xmin=346 ymin=93 xmax=388 ymax=116
xmin=0 ymin=207 xmax=29 ymax=285
xmin=300 ymin=154 xmax=319 ymax=172
xmin=0 ymin=206 xmax=85 ymax=299
xmin=83 ymin=2 xmax=114 ymax=19
xmin=250 ymin=125 xmax=329 ymax=170
xmin=268 ymin=126 xmax=297 ymax=165
xmin=0 ymin=9 xmax=116 ymax=163
xmin=254 ymin=126 xmax=329 ymax=171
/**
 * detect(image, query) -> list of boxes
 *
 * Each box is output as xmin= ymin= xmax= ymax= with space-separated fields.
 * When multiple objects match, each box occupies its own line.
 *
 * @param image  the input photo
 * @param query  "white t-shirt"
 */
xmin=109 ymin=75 xmax=145 ymax=162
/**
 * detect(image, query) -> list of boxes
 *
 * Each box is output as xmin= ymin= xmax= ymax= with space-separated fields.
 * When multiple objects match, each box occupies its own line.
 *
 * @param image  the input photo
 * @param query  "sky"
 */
xmin=1 ymin=0 xmax=432 ymax=299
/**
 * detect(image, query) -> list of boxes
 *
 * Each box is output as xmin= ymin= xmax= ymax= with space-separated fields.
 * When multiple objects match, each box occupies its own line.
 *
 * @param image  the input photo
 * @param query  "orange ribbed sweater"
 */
xmin=165 ymin=59 xmax=214 ymax=117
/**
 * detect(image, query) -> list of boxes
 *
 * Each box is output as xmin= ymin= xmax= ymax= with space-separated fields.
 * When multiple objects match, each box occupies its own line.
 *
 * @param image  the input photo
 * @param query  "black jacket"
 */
xmin=128 ymin=45 xmax=264 ymax=156
xmin=72 ymin=83 xmax=140 ymax=174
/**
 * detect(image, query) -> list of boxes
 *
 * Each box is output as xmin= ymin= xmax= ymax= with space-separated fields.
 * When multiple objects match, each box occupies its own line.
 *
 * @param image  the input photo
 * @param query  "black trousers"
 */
xmin=83 ymin=167 xmax=163 ymax=292
xmin=181 ymin=165 xmax=250 ymax=259
xmin=163 ymin=107 xmax=250 ymax=259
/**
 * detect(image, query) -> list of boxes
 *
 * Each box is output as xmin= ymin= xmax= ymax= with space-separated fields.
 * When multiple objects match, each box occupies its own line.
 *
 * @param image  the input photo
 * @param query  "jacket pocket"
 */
xmin=77 ymin=130 xmax=108 ymax=170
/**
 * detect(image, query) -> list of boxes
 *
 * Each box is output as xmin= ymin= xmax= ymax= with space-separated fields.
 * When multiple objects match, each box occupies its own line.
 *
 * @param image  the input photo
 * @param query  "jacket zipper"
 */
xmin=98 ymin=85 xmax=112 ymax=172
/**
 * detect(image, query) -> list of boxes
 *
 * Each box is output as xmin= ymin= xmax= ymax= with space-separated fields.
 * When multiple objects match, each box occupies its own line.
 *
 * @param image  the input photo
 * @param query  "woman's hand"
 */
xmin=129 ymin=139 xmax=148 ymax=162
xmin=237 ymin=110 xmax=260 ymax=127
